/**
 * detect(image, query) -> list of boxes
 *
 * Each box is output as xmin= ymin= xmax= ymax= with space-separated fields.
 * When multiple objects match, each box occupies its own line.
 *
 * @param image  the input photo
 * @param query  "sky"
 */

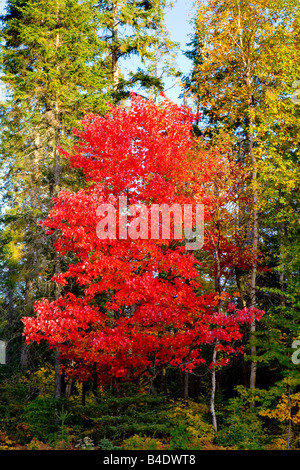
xmin=0 ymin=0 xmax=195 ymax=105
xmin=164 ymin=1 xmax=195 ymax=104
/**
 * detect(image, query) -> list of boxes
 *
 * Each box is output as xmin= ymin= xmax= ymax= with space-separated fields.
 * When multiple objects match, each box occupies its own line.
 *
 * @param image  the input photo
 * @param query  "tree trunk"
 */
xmin=54 ymin=251 xmax=62 ymax=399
xmin=248 ymin=125 xmax=258 ymax=395
xmin=21 ymin=274 xmax=34 ymax=369
xmin=287 ymin=385 xmax=291 ymax=450
xmin=210 ymin=344 xmax=218 ymax=432
xmin=53 ymin=2 xmax=63 ymax=398
xmin=112 ymin=1 xmax=119 ymax=95
xmin=160 ymin=367 xmax=167 ymax=393
xmin=210 ymin=233 xmax=221 ymax=432
xmin=6 ymin=277 xmax=14 ymax=365
xmin=183 ymin=371 xmax=189 ymax=399
xmin=245 ymin=68 xmax=258 ymax=396
xmin=54 ymin=348 xmax=62 ymax=399
xmin=279 ymin=222 xmax=286 ymax=311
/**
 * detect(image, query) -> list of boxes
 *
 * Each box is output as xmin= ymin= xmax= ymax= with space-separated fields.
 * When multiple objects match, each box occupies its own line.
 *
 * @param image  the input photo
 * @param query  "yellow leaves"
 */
xmin=0 ymin=431 xmax=14 ymax=450
xmin=258 ymin=151 xmax=300 ymax=217
xmin=192 ymin=0 xmax=300 ymax=148
xmin=166 ymin=399 xmax=216 ymax=444
xmin=259 ymin=392 xmax=300 ymax=425
xmin=122 ymin=434 xmax=167 ymax=450
xmin=4 ymin=240 xmax=24 ymax=265
xmin=264 ymin=88 xmax=279 ymax=114
xmin=23 ymin=366 xmax=55 ymax=397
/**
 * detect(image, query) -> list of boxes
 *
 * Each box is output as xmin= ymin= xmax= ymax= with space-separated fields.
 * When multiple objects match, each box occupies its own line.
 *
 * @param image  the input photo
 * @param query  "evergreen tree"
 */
xmin=0 ymin=0 xmax=110 ymax=378
xmin=97 ymin=0 xmax=178 ymax=102
xmin=0 ymin=0 xmax=178 ymax=396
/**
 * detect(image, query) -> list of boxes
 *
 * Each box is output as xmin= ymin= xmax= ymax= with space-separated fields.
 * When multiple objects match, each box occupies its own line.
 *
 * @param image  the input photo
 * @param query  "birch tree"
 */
xmin=184 ymin=0 xmax=300 ymax=393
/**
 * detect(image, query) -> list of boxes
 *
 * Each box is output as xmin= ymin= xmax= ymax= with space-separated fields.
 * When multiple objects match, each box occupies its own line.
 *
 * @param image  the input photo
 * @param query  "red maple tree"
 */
xmin=22 ymin=95 xmax=264 ymax=388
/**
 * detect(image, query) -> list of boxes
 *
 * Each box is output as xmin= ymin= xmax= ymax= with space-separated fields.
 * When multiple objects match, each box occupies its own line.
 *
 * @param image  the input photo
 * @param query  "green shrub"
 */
xmin=169 ymin=424 xmax=190 ymax=449
xmin=21 ymin=396 xmax=58 ymax=441
xmin=216 ymin=397 xmax=268 ymax=450
xmin=98 ymin=437 xmax=122 ymax=450
xmin=122 ymin=434 xmax=166 ymax=450
xmin=88 ymin=393 xmax=170 ymax=441
xmin=164 ymin=399 xmax=216 ymax=450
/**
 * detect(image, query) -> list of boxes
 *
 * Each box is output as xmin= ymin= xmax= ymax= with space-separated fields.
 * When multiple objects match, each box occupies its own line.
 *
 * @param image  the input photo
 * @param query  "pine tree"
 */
xmin=0 ymin=0 xmax=179 ymax=396
xmin=97 ymin=0 xmax=178 ymax=103
xmin=0 ymin=0 xmax=110 ymax=384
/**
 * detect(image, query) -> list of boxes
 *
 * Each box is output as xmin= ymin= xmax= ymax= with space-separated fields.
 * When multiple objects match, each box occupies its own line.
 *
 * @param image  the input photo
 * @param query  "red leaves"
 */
xmin=22 ymin=95 xmax=264 ymax=387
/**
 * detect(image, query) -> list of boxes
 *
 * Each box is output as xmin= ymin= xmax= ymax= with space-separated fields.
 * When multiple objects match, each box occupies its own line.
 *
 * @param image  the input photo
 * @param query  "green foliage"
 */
xmin=0 ymin=369 xmax=42 ymax=442
xmin=169 ymin=424 xmax=191 ymax=450
xmin=0 ymin=371 xmax=294 ymax=450
xmin=98 ymin=437 xmax=122 ymax=450
xmin=0 ymin=0 xmax=299 ymax=453
xmin=85 ymin=393 xmax=171 ymax=441
xmin=165 ymin=399 xmax=216 ymax=450
xmin=21 ymin=396 xmax=58 ymax=441
xmin=0 ymin=0 xmax=112 ymax=372
xmin=216 ymin=397 xmax=268 ymax=450
xmin=122 ymin=434 xmax=166 ymax=450
xmin=184 ymin=1 xmax=300 ymax=434
xmin=96 ymin=0 xmax=178 ymax=102
xmin=1 ymin=0 xmax=110 ymax=120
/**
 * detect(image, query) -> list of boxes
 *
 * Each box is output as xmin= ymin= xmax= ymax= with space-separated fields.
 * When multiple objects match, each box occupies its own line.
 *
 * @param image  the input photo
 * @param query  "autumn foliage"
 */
xmin=22 ymin=95 xmax=263 ymax=388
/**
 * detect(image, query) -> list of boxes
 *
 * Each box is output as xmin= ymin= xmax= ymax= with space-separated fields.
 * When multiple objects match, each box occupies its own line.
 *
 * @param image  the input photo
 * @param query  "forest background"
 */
xmin=0 ymin=0 xmax=299 ymax=452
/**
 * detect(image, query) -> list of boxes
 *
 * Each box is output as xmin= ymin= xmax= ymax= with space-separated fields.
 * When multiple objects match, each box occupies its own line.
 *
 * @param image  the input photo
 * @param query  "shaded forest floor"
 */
xmin=0 ymin=366 xmax=298 ymax=451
